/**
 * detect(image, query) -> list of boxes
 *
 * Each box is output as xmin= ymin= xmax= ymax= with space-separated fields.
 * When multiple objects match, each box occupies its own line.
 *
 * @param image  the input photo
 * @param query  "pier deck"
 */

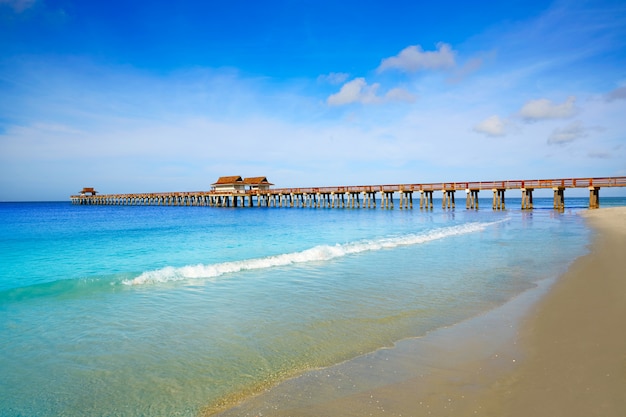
xmin=70 ymin=176 xmax=626 ymax=210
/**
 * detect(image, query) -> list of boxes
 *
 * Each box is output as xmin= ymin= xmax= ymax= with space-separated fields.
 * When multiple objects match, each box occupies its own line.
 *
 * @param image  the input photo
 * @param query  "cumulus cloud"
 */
xmin=605 ymin=86 xmax=626 ymax=102
xmin=473 ymin=115 xmax=507 ymax=137
xmin=327 ymin=78 xmax=380 ymax=106
xmin=377 ymin=42 xmax=456 ymax=73
xmin=519 ymin=96 xmax=577 ymax=121
xmin=0 ymin=0 xmax=36 ymax=12
xmin=547 ymin=120 xmax=588 ymax=145
xmin=326 ymin=78 xmax=415 ymax=106
xmin=317 ymin=72 xmax=350 ymax=85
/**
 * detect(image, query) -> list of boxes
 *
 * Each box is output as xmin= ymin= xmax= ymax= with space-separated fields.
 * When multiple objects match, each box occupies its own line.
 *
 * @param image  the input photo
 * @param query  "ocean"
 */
xmin=1 ymin=197 xmax=624 ymax=416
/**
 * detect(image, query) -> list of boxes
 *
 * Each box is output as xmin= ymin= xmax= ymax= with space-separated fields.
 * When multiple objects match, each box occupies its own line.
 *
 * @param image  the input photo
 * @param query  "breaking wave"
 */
xmin=123 ymin=220 xmax=505 ymax=286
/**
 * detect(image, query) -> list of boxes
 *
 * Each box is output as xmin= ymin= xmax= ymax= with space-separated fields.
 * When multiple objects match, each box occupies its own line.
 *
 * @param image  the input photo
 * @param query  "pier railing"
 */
xmin=260 ymin=176 xmax=626 ymax=194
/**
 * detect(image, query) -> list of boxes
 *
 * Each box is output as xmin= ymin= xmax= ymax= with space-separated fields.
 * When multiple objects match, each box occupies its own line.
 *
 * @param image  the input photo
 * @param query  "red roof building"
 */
xmin=211 ymin=176 xmax=273 ymax=193
xmin=243 ymin=177 xmax=274 ymax=191
xmin=211 ymin=176 xmax=245 ymax=192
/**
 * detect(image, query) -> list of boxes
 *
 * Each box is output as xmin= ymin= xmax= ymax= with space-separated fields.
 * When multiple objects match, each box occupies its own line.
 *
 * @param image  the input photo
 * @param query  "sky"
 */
xmin=1 ymin=0 xmax=626 ymax=201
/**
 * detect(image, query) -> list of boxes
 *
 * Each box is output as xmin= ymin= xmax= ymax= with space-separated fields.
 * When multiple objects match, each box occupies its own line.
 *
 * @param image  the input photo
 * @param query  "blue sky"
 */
xmin=1 ymin=0 xmax=625 ymax=201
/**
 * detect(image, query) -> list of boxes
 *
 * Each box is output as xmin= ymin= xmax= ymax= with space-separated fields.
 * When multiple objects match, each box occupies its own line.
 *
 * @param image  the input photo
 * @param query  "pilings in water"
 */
xmin=420 ymin=190 xmax=434 ymax=210
xmin=362 ymin=191 xmax=377 ymax=208
xmin=466 ymin=189 xmax=479 ymax=210
xmin=492 ymin=188 xmax=505 ymax=210
xmin=253 ymin=191 xmax=379 ymax=209
xmin=589 ymin=186 xmax=600 ymax=209
xmin=398 ymin=190 xmax=413 ymax=210
xmin=521 ymin=188 xmax=534 ymax=210
xmin=381 ymin=192 xmax=394 ymax=209
xmin=321 ymin=193 xmax=332 ymax=208
xmin=553 ymin=187 xmax=565 ymax=211
xmin=442 ymin=189 xmax=455 ymax=210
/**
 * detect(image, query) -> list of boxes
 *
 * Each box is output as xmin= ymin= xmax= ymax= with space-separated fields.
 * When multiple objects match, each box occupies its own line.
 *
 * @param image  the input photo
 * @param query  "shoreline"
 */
xmin=208 ymin=207 xmax=626 ymax=417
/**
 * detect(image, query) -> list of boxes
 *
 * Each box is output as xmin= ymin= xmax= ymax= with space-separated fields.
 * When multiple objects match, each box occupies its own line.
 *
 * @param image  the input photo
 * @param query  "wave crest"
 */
xmin=123 ymin=221 xmax=501 ymax=286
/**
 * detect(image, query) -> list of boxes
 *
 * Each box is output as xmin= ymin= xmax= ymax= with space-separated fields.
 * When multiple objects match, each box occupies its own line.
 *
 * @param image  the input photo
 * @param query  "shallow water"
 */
xmin=1 ymin=198 xmax=623 ymax=416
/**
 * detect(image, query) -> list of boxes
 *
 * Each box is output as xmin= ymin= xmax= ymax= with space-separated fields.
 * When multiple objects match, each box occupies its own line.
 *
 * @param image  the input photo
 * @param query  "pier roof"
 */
xmin=243 ymin=177 xmax=274 ymax=186
xmin=80 ymin=187 xmax=98 ymax=195
xmin=212 ymin=176 xmax=243 ymax=185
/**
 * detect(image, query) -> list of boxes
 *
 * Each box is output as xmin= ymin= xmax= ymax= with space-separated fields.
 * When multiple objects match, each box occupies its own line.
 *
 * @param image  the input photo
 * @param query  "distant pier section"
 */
xmin=71 ymin=176 xmax=626 ymax=210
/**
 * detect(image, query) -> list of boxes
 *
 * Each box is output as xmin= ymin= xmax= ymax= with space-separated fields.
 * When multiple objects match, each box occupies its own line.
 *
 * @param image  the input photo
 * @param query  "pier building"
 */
xmin=211 ymin=176 xmax=245 ymax=193
xmin=79 ymin=187 xmax=98 ymax=196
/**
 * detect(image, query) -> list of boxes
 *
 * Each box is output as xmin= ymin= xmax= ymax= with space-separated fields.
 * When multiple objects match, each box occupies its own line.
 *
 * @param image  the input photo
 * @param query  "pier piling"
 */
xmin=466 ymin=189 xmax=479 ymax=210
xmin=589 ymin=186 xmax=600 ymax=209
xmin=442 ymin=189 xmax=455 ymax=210
xmin=419 ymin=190 xmax=434 ymax=210
xmin=553 ymin=187 xmax=565 ymax=211
xmin=492 ymin=188 xmax=506 ymax=210
xmin=521 ymin=188 xmax=534 ymax=210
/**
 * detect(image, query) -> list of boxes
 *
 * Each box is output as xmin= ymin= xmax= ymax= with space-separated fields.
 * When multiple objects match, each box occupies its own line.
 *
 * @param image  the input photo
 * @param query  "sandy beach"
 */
xmin=210 ymin=206 xmax=626 ymax=417
xmin=492 ymin=207 xmax=626 ymax=417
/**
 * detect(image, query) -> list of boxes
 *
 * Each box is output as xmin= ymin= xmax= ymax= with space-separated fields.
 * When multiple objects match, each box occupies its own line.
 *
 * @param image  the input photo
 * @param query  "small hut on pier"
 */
xmin=79 ymin=187 xmax=98 ymax=196
xmin=243 ymin=177 xmax=274 ymax=192
xmin=211 ymin=176 xmax=246 ymax=193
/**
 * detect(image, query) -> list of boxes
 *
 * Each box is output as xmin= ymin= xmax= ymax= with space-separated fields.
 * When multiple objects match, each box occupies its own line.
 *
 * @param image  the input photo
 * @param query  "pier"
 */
xmin=70 ymin=176 xmax=626 ymax=210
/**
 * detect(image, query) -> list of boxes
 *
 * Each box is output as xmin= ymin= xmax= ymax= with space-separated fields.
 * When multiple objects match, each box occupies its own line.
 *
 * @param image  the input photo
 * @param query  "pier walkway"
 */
xmin=70 ymin=176 xmax=626 ymax=210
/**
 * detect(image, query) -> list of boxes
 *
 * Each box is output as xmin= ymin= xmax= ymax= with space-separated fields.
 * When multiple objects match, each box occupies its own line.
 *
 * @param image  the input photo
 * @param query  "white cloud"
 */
xmin=317 ymin=72 xmax=350 ymax=85
xmin=383 ymin=88 xmax=417 ymax=103
xmin=547 ymin=120 xmax=588 ymax=145
xmin=605 ymin=86 xmax=626 ymax=102
xmin=327 ymin=78 xmax=381 ymax=106
xmin=473 ymin=115 xmax=507 ymax=137
xmin=377 ymin=42 xmax=456 ymax=73
xmin=519 ymin=96 xmax=577 ymax=121
xmin=326 ymin=78 xmax=415 ymax=106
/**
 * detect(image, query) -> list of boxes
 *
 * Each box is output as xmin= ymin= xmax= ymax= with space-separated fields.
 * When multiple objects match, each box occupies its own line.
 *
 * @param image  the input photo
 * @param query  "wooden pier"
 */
xmin=70 ymin=176 xmax=626 ymax=210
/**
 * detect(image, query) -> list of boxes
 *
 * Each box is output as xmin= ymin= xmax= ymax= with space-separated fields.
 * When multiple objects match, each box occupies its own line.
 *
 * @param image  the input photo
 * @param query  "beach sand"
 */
xmin=491 ymin=207 xmax=626 ymax=417
xmin=210 ymin=207 xmax=626 ymax=417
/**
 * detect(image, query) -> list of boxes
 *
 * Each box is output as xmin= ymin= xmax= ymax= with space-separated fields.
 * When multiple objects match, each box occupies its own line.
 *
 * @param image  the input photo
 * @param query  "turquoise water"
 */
xmin=1 ymin=198 xmax=624 ymax=416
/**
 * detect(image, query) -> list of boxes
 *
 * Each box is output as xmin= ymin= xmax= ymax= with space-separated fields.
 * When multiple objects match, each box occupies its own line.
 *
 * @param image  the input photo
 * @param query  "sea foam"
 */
xmin=123 ymin=221 xmax=503 ymax=286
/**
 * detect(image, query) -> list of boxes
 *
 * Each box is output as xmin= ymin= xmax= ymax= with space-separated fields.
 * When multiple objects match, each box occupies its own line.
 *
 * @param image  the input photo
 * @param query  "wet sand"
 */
xmin=210 ymin=207 xmax=626 ymax=417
